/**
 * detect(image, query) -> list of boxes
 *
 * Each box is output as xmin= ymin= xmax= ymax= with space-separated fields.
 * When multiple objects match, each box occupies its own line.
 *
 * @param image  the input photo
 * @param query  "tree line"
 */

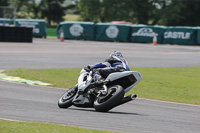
xmin=1 ymin=0 xmax=200 ymax=26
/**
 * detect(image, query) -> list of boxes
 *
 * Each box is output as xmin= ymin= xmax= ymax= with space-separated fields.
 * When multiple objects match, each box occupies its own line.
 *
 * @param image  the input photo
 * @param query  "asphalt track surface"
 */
xmin=0 ymin=39 xmax=200 ymax=133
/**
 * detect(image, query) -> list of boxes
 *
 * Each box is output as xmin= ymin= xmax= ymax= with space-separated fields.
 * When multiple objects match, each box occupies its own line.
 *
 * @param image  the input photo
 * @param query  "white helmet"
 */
xmin=110 ymin=51 xmax=128 ymax=65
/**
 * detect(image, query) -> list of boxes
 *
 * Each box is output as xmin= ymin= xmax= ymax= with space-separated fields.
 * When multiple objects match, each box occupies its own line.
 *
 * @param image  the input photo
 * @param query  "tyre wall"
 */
xmin=0 ymin=26 xmax=33 ymax=42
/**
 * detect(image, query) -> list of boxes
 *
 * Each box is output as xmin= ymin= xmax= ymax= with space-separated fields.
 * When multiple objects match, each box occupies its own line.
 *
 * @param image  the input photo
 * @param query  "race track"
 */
xmin=0 ymin=39 xmax=200 ymax=69
xmin=0 ymin=39 xmax=200 ymax=133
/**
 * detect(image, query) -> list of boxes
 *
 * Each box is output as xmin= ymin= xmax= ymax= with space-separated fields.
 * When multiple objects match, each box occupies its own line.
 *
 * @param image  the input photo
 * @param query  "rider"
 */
xmin=74 ymin=51 xmax=130 ymax=102
xmin=84 ymin=51 xmax=130 ymax=83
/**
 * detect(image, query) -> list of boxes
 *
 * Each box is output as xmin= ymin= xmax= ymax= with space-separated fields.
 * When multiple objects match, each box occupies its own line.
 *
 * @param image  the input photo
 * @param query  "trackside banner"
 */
xmin=130 ymin=25 xmax=165 ymax=44
xmin=195 ymin=27 xmax=200 ymax=45
xmin=57 ymin=21 xmax=95 ymax=40
xmin=15 ymin=19 xmax=46 ymax=38
xmin=163 ymin=27 xmax=197 ymax=45
xmin=0 ymin=18 xmax=13 ymax=26
xmin=57 ymin=21 xmax=200 ymax=45
xmin=95 ymin=23 xmax=131 ymax=42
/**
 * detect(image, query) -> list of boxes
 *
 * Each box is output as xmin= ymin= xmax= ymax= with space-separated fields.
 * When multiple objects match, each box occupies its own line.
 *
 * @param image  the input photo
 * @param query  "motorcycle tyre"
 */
xmin=58 ymin=85 xmax=78 ymax=108
xmin=94 ymin=85 xmax=124 ymax=112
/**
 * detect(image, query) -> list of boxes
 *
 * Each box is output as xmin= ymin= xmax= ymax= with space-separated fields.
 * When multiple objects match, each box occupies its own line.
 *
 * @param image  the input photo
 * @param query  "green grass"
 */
xmin=4 ymin=68 xmax=81 ymax=88
xmin=4 ymin=67 xmax=200 ymax=105
xmin=0 ymin=119 xmax=116 ymax=133
xmin=47 ymin=36 xmax=57 ymax=39
xmin=47 ymin=28 xmax=57 ymax=36
xmin=132 ymin=67 xmax=200 ymax=105
xmin=64 ymin=14 xmax=80 ymax=21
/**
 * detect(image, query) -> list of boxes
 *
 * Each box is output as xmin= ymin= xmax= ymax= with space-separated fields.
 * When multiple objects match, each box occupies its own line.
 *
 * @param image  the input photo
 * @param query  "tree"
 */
xmin=9 ymin=0 xmax=28 ymax=12
xmin=40 ymin=0 xmax=65 ymax=25
xmin=77 ymin=0 xmax=133 ymax=22
xmin=99 ymin=0 xmax=131 ymax=22
xmin=0 ymin=0 xmax=14 ymax=18
xmin=77 ymin=0 xmax=101 ymax=22
xmin=0 ymin=0 xmax=9 ymax=6
xmin=172 ymin=0 xmax=200 ymax=26
xmin=150 ymin=0 xmax=184 ymax=26
xmin=76 ymin=0 xmax=185 ymax=26
xmin=125 ymin=0 xmax=155 ymax=24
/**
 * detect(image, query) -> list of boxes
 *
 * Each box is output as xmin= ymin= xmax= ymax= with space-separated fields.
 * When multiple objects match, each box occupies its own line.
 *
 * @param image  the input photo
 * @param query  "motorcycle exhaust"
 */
xmin=118 ymin=94 xmax=137 ymax=106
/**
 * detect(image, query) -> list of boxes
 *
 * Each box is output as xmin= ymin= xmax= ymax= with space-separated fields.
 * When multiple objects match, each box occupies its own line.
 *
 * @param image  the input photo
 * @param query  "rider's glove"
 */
xmin=84 ymin=65 xmax=91 ymax=72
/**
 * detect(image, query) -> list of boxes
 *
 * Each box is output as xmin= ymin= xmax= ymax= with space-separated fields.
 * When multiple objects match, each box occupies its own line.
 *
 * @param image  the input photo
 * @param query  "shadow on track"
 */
xmin=64 ymin=107 xmax=146 ymax=116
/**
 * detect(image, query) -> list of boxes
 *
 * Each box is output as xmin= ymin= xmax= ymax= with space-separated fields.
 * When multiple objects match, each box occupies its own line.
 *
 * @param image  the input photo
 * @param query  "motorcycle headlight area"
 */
xmin=78 ymin=83 xmax=87 ymax=90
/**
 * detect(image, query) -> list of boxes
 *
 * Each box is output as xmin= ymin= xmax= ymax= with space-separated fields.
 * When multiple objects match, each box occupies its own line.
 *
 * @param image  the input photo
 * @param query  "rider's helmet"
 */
xmin=110 ymin=51 xmax=128 ymax=65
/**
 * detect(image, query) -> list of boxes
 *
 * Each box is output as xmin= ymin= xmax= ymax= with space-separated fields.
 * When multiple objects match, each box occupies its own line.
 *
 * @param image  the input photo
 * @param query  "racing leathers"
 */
xmin=74 ymin=52 xmax=130 ymax=102
xmin=88 ymin=56 xmax=130 ymax=81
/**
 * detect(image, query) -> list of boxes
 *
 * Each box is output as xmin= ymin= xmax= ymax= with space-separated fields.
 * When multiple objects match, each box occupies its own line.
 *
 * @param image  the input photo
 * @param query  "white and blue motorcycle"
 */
xmin=58 ymin=68 xmax=142 ymax=112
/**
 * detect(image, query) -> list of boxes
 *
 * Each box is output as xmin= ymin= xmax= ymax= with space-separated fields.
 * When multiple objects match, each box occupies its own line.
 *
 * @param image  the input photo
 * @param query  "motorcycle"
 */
xmin=58 ymin=68 xmax=142 ymax=112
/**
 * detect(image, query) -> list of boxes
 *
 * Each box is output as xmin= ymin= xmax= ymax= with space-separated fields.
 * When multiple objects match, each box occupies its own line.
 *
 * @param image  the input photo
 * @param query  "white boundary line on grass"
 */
xmin=0 ymin=78 xmax=67 ymax=90
xmin=138 ymin=97 xmax=200 ymax=107
xmin=0 ymin=117 xmax=22 ymax=122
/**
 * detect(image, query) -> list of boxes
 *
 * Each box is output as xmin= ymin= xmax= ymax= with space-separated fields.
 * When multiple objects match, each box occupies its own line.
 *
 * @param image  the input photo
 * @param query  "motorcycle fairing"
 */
xmin=105 ymin=71 xmax=142 ymax=93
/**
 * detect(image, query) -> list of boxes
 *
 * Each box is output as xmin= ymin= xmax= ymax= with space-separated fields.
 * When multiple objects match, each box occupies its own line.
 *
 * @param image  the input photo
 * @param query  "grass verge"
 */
xmin=4 ymin=67 xmax=200 ymax=105
xmin=64 ymin=14 xmax=80 ymax=21
xmin=47 ymin=28 xmax=57 ymax=36
xmin=0 ymin=119 xmax=116 ymax=133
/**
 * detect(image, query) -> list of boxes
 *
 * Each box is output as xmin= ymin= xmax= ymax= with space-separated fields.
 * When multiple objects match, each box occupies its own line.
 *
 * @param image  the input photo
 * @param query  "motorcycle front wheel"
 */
xmin=94 ymin=85 xmax=124 ymax=112
xmin=58 ymin=85 xmax=78 ymax=108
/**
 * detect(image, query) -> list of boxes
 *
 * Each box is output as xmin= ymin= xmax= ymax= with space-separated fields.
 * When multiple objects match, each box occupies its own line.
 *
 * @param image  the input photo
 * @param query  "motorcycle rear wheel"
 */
xmin=94 ymin=85 xmax=124 ymax=112
xmin=58 ymin=85 xmax=78 ymax=108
